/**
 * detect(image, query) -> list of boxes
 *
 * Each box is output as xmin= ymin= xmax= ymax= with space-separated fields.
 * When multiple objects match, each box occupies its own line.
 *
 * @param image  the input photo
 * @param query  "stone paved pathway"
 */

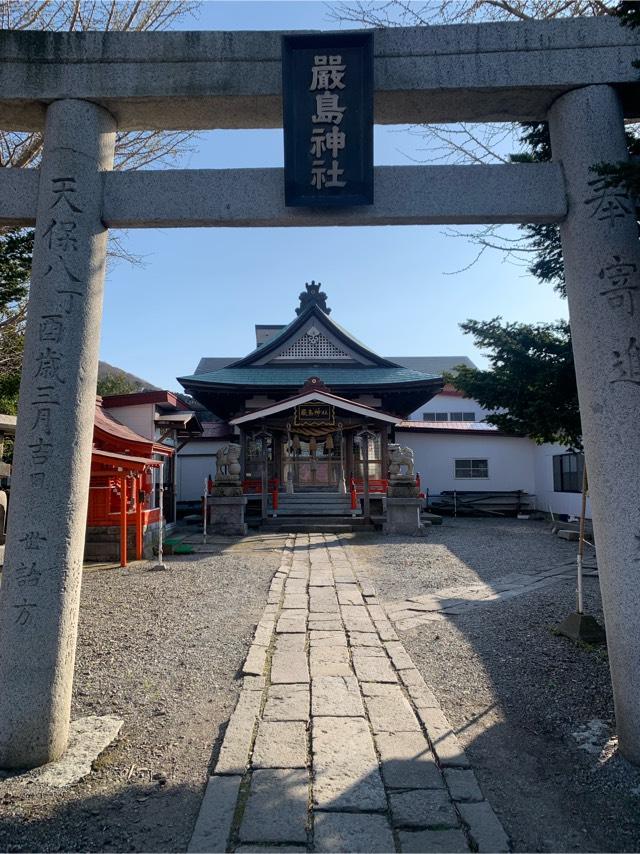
xmin=188 ymin=534 xmax=510 ymax=853
xmin=384 ymin=565 xmax=599 ymax=631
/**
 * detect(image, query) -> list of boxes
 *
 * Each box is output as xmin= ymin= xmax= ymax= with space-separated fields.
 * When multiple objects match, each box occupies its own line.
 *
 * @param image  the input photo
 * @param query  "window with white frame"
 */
xmin=455 ymin=458 xmax=489 ymax=478
xmin=422 ymin=412 xmax=448 ymax=421
xmin=449 ymin=412 xmax=476 ymax=421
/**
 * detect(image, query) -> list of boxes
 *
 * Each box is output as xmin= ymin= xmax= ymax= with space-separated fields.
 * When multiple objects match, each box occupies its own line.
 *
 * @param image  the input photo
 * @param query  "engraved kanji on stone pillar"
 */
xmin=0 ymin=100 xmax=116 ymax=769
xmin=549 ymin=85 xmax=640 ymax=763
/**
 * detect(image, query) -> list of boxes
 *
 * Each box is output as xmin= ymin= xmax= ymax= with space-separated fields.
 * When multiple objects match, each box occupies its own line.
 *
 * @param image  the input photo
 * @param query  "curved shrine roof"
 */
xmin=179 ymin=365 xmax=441 ymax=388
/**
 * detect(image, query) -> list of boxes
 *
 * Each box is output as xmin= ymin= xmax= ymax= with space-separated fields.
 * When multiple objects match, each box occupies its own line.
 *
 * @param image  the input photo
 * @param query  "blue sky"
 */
xmin=100 ymin=1 xmax=568 ymax=389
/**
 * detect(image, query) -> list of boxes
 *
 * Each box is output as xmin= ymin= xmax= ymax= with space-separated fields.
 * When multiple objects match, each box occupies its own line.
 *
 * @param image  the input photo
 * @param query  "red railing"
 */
xmin=271 ymin=477 xmax=280 ymax=514
xmin=353 ymin=478 xmax=389 ymax=494
xmin=242 ymin=478 xmax=279 ymax=495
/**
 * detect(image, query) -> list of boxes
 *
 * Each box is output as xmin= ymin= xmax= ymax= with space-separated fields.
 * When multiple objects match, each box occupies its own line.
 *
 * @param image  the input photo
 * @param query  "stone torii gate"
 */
xmin=0 ymin=18 xmax=639 ymax=769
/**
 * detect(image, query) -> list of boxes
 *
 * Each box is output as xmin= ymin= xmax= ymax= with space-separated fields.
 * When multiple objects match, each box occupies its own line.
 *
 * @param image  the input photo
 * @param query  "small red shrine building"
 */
xmin=86 ymin=399 xmax=173 ymax=564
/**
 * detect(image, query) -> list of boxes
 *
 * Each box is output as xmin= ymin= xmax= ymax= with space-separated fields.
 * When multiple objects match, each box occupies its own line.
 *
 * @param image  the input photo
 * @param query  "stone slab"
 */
xmin=364 ymin=691 xmax=421 ymax=733
xmin=276 ymin=610 xmax=307 ymax=633
xmin=374 ymin=619 xmax=399 ymax=642
xmin=242 ymin=644 xmax=268 ymax=677
xmin=310 ymin=646 xmax=352 ymax=678
xmin=31 ymin=715 xmax=123 ymax=788
xmin=239 ymin=768 xmax=309 ymax=844
xmin=351 ymin=653 xmax=397 ymax=684
xmin=252 ymin=721 xmax=307 ymax=769
xmin=283 ymin=593 xmax=308 ymax=610
xmin=389 ymin=789 xmax=459 ymax=829
xmin=215 ymin=690 xmax=263 ymax=775
xmin=336 ymin=585 xmax=364 ymax=606
xmin=311 ymin=676 xmax=365 ymax=717
xmin=312 ymin=716 xmax=386 ymax=812
xmin=348 ymin=631 xmax=382 ymax=648
xmin=309 ymin=616 xmax=344 ymax=632
xmin=385 ymin=641 xmax=415 ymax=670
xmin=398 ymin=829 xmax=470 ymax=853
xmin=271 ymin=649 xmax=310 ymax=685
xmin=188 ymin=774 xmax=241 ymax=853
xmin=263 ymin=684 xmax=310 ymax=722
xmin=310 ymin=630 xmax=348 ymax=648
xmin=374 ymin=731 xmax=444 ymax=790
xmin=458 ymin=801 xmax=510 ymax=853
xmin=444 ymin=768 xmax=484 ymax=802
xmin=313 ymin=812 xmax=395 ymax=853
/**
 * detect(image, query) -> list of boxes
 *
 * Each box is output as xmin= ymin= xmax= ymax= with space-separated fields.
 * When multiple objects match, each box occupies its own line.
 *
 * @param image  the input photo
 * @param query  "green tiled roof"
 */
xmin=179 ymin=366 xmax=441 ymax=388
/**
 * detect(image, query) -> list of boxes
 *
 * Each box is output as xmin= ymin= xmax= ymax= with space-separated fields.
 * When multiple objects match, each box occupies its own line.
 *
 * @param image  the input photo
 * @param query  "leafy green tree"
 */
xmin=0 ymin=228 xmax=33 ymax=413
xmin=96 ymin=373 xmax=138 ymax=397
xmin=451 ymin=318 xmax=582 ymax=447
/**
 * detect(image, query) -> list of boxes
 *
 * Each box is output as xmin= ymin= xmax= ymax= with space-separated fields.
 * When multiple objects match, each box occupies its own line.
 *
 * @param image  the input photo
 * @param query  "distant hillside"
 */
xmin=98 ymin=361 xmax=159 ymax=392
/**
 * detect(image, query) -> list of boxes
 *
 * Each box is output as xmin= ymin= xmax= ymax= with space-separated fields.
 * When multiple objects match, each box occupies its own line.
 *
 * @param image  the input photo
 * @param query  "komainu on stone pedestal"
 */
xmin=388 ymin=444 xmax=415 ymax=478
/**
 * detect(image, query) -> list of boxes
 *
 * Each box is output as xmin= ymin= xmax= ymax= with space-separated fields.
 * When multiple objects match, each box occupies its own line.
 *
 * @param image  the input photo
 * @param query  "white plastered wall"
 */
xmin=533 ymin=442 xmax=592 ymax=519
xmin=177 ymin=440 xmax=225 ymax=502
xmin=408 ymin=392 xmax=489 ymax=422
xmin=397 ymin=431 xmax=536 ymax=496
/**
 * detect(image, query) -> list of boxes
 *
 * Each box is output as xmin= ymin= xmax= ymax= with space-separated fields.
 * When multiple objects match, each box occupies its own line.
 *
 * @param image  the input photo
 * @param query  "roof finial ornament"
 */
xmin=296 ymin=280 xmax=331 ymax=316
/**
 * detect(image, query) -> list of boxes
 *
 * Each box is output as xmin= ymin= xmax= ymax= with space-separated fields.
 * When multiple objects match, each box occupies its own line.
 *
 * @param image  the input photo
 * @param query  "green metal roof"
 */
xmin=179 ymin=366 xmax=441 ymax=388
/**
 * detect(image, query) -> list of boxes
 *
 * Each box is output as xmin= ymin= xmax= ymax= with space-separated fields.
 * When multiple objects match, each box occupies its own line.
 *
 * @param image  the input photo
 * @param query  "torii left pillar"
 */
xmin=0 ymin=100 xmax=116 ymax=768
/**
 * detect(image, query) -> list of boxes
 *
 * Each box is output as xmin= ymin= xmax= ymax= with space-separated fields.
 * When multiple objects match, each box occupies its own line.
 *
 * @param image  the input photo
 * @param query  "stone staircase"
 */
xmin=259 ymin=492 xmax=376 ymax=533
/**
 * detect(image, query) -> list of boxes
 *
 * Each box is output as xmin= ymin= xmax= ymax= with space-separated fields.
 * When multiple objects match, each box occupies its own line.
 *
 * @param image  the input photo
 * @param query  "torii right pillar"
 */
xmin=549 ymin=85 xmax=640 ymax=763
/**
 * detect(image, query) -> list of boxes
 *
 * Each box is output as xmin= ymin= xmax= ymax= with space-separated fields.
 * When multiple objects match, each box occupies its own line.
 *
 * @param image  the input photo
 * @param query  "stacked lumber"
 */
xmin=429 ymin=490 xmax=533 ymax=517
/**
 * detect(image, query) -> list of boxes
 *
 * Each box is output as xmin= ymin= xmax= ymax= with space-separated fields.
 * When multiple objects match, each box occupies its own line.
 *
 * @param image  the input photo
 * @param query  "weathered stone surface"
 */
xmin=385 ymin=641 xmax=415 ymax=670
xmin=375 ymin=731 xmax=444 ymax=790
xmin=283 ymin=593 xmax=308 ymax=610
xmin=271 ymin=648 xmax=310 ymax=685
xmin=314 ymin=811 xmax=395 ymax=853
xmin=32 ymin=715 xmax=123 ymax=788
xmin=215 ymin=690 xmax=263 ymax=775
xmin=188 ymin=774 xmax=241 ymax=853
xmin=445 ymin=768 xmax=484 ymax=802
xmin=309 ymin=616 xmax=344 ymax=631
xmin=310 ymin=646 xmax=352 ymax=678
xmin=373 ymin=619 xmax=399 ymax=642
xmin=351 ymin=652 xmax=397 ymax=683
xmin=312 ymin=716 xmax=386 ymax=811
xmin=309 ymin=574 xmax=334 ymax=587
xmin=252 ymin=721 xmax=307 ymax=769
xmin=336 ymin=585 xmax=364 ymax=606
xmin=0 ymin=99 xmax=116 ymax=769
xmin=311 ymin=676 xmax=364 ymax=717
xmin=458 ymin=801 xmax=510 ymax=853
xmin=417 ymin=706 xmax=469 ymax=768
xmin=263 ymin=684 xmax=310 ymax=722
xmin=340 ymin=606 xmax=375 ymax=633
xmin=310 ymin=630 xmax=347 ymax=647
xmin=389 ymin=789 xmax=459 ymax=829
xmin=398 ymin=829 xmax=469 ymax=853
xmin=242 ymin=675 xmax=267 ymax=692
xmin=548 ymin=84 xmax=640 ymax=763
xmin=276 ymin=609 xmax=307 ymax=633
xmin=348 ymin=631 xmax=382 ymax=648
xmin=243 ymin=644 xmax=268 ymax=677
xmin=240 ymin=768 xmax=309 ymax=844
xmin=364 ymin=689 xmax=421 ymax=733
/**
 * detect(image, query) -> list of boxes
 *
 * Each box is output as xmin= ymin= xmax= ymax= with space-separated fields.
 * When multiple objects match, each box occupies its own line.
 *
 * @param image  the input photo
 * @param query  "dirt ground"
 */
xmin=349 ymin=518 xmax=640 ymax=854
xmin=0 ymin=533 xmax=285 ymax=853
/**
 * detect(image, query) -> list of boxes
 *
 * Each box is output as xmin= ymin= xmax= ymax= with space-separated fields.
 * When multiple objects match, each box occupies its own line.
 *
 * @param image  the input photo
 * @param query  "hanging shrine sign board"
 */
xmin=282 ymin=31 xmax=374 ymax=207
xmin=295 ymin=404 xmax=336 ymax=426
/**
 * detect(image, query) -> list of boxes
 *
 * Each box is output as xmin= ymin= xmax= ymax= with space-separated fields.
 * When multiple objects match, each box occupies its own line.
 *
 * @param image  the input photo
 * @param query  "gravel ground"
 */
xmin=348 ymin=518 xmax=640 ymax=853
xmin=0 ymin=534 xmax=284 ymax=853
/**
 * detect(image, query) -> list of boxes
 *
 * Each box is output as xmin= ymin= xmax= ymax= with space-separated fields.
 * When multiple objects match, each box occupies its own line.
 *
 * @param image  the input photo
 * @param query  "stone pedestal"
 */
xmin=549 ymin=85 xmax=640 ymax=763
xmin=383 ymin=478 xmax=425 ymax=536
xmin=207 ymin=495 xmax=248 ymax=536
xmin=0 ymin=100 xmax=116 ymax=769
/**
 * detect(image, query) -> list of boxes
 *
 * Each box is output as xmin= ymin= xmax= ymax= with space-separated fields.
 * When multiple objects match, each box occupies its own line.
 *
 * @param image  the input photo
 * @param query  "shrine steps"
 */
xmin=275 ymin=493 xmax=360 ymax=517
xmin=259 ymin=516 xmax=376 ymax=534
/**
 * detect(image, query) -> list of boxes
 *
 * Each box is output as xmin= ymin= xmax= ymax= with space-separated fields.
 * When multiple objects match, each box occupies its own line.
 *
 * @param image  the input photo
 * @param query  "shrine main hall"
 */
xmin=178 ymin=282 xmax=443 ymax=501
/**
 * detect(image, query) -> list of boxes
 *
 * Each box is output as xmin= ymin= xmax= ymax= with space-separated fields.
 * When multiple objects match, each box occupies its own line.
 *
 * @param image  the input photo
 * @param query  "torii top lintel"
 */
xmin=0 ymin=17 xmax=638 ymax=133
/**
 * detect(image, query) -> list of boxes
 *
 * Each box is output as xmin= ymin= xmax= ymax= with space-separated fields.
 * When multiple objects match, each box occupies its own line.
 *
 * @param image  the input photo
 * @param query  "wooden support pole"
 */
xmin=135 ymin=474 xmax=143 ymax=561
xmin=120 ymin=475 xmax=128 ymax=568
